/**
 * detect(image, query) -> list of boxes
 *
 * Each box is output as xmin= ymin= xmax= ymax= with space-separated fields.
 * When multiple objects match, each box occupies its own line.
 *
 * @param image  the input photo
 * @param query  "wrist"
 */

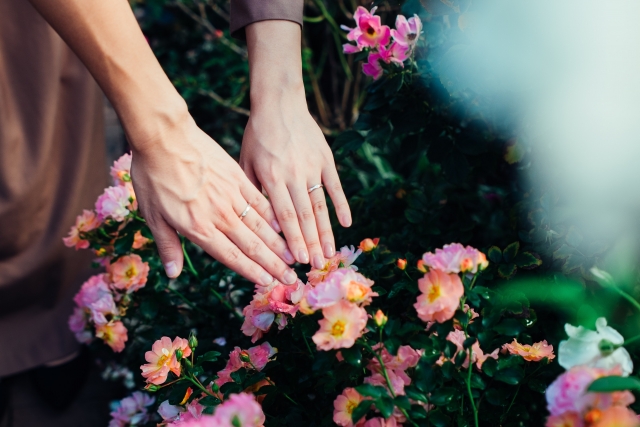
xmin=121 ymin=95 xmax=191 ymax=155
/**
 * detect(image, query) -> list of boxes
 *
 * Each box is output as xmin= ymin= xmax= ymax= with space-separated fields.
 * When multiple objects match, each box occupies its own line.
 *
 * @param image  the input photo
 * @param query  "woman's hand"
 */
xmin=131 ymin=113 xmax=298 ymax=285
xmin=241 ymin=20 xmax=352 ymax=270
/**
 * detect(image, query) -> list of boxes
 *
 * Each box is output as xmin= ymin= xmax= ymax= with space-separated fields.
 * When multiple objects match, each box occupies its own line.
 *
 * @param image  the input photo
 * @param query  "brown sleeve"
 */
xmin=230 ymin=0 xmax=304 ymax=40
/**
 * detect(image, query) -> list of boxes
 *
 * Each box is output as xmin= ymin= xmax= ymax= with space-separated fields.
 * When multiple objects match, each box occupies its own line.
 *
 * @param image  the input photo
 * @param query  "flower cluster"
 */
xmin=109 ymin=391 xmax=155 ymax=427
xmin=214 ymin=342 xmax=276 ymax=388
xmin=66 ymin=153 xmax=151 ymax=352
xmin=545 ymin=318 xmax=637 ymax=426
xmin=173 ymin=393 xmax=265 ymax=427
xmin=141 ymin=336 xmax=192 ymax=385
xmin=342 ymin=7 xmax=422 ymax=80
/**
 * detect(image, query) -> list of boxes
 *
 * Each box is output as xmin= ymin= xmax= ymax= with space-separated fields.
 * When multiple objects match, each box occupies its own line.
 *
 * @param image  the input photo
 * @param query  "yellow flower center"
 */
xmin=125 ymin=266 xmax=137 ymax=278
xmin=428 ymin=283 xmax=441 ymax=302
xmin=346 ymin=400 xmax=357 ymax=415
xmin=331 ymin=320 xmax=346 ymax=337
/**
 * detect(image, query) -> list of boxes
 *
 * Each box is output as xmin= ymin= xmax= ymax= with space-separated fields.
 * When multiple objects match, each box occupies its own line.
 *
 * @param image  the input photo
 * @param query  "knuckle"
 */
xmin=279 ymin=209 xmax=297 ymax=223
xmin=251 ymin=217 xmax=264 ymax=234
xmin=224 ymin=247 xmax=242 ymax=264
xmin=329 ymin=182 xmax=344 ymax=194
xmin=246 ymin=239 xmax=262 ymax=258
xmin=312 ymin=199 xmax=327 ymax=213
xmin=289 ymin=235 xmax=306 ymax=248
xmin=318 ymin=228 xmax=334 ymax=241
xmin=298 ymin=209 xmax=314 ymax=222
xmin=217 ymin=208 xmax=237 ymax=227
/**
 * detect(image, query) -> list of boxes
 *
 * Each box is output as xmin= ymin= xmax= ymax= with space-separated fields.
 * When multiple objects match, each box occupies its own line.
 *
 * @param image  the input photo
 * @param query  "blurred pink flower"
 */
xmin=96 ymin=185 xmax=134 ymax=222
xmin=109 ymin=254 xmax=149 ymax=293
xmin=546 ymin=366 xmax=608 ymax=416
xmin=378 ymin=42 xmax=411 ymax=66
xmin=422 ymin=243 xmax=489 ymax=274
xmin=355 ymin=11 xmax=390 ymax=48
xmin=110 ymin=153 xmax=132 ymax=185
xmin=391 ymin=14 xmax=422 ymax=47
xmin=592 ymin=406 xmax=640 ymax=427
xmin=313 ymin=300 xmax=368 ymax=351
xmin=209 ymin=393 xmax=265 ymax=427
xmin=333 ymin=388 xmax=367 ymax=427
xmin=108 ymin=391 xmax=154 ymax=427
xmin=362 ymin=53 xmax=384 ymax=80
xmin=164 ymin=399 xmax=205 ymax=426
xmin=96 ymin=321 xmax=128 ymax=353
xmin=140 ymin=336 xmax=191 ymax=385
xmin=63 ymin=209 xmax=100 ymax=249
xmin=68 ymin=307 xmax=93 ymax=344
xmin=414 ymin=269 xmax=464 ymax=323
xmin=343 ymin=43 xmax=363 ymax=54
xmin=545 ymin=412 xmax=584 ymax=427
xmin=73 ymin=274 xmax=118 ymax=326
xmin=364 ymin=417 xmax=398 ymax=427
xmin=365 ymin=370 xmax=406 ymax=396
xmin=502 ymin=339 xmax=555 ymax=362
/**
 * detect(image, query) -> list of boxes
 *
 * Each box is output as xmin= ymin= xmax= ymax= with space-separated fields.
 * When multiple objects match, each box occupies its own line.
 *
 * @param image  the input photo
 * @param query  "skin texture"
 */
xmin=23 ymin=0 xmax=350 ymax=285
xmin=242 ymin=20 xmax=352 ymax=269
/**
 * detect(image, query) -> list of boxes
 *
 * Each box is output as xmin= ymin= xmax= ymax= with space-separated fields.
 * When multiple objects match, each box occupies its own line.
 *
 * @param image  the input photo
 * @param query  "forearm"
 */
xmin=245 ymin=20 xmax=306 ymax=110
xmin=28 ymin=0 xmax=187 ymax=151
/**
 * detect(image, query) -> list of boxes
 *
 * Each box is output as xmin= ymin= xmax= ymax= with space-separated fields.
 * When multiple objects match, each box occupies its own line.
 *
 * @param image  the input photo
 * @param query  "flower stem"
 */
xmin=168 ymin=288 xmax=214 ymax=319
xmin=210 ymin=288 xmax=244 ymax=321
xmin=181 ymin=240 xmax=199 ymax=279
xmin=463 ymin=325 xmax=479 ymax=427
xmin=247 ymin=361 xmax=299 ymax=406
xmin=623 ymin=333 xmax=640 ymax=346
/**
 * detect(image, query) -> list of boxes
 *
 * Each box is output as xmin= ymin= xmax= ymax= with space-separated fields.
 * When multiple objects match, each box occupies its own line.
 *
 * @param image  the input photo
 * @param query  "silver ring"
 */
xmin=308 ymin=184 xmax=323 ymax=193
xmin=239 ymin=203 xmax=251 ymax=220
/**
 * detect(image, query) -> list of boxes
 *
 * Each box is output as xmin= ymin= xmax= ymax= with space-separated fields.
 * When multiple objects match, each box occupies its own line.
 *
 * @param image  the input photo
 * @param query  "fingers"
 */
xmin=195 ymin=228 xmax=282 ymax=287
xmin=147 ymin=216 xmax=184 ymax=278
xmin=220 ymin=205 xmax=298 ymax=285
xmin=268 ymin=183 xmax=310 ymax=265
xmin=241 ymin=181 xmax=282 ymax=233
xmin=309 ymin=186 xmax=335 ymax=258
xmin=323 ymin=166 xmax=352 ymax=227
xmin=239 ymin=189 xmax=295 ymax=266
xmin=289 ymin=184 xmax=325 ymax=269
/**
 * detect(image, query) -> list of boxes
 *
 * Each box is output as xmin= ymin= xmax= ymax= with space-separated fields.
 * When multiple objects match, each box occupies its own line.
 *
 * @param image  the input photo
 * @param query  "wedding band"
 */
xmin=239 ymin=203 xmax=251 ymax=220
xmin=308 ymin=184 xmax=323 ymax=193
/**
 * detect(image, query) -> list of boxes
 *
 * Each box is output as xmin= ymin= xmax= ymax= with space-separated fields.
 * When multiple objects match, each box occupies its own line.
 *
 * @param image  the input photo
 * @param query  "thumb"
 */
xmin=148 ymin=216 xmax=184 ymax=278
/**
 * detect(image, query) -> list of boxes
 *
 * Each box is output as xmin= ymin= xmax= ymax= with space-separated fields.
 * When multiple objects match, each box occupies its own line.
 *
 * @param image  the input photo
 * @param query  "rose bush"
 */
xmin=64 ymin=1 xmax=640 ymax=426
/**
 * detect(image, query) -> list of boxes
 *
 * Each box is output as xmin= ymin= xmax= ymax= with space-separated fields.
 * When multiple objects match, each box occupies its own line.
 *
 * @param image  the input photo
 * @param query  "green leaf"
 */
xmin=482 ymin=357 xmax=497 ymax=377
xmin=405 ymin=387 xmax=428 ymax=403
xmin=341 ymin=346 xmax=362 ymax=367
xmin=493 ymin=318 xmax=525 ymax=336
xmin=427 ymin=408 xmax=451 ymax=427
xmin=503 ymin=242 xmax=520 ymax=262
xmin=487 ymin=246 xmax=502 ymax=263
xmin=462 ymin=337 xmax=477 ymax=349
xmin=494 ymin=367 xmax=524 ymax=385
xmin=405 ymin=208 xmax=424 ymax=224
xmin=197 ymin=351 xmax=221 ymax=364
xmin=243 ymin=372 xmax=266 ymax=388
xmin=198 ymin=395 xmax=221 ymax=407
xmin=334 ymin=130 xmax=364 ymax=154
xmin=114 ymin=232 xmax=135 ymax=255
xmin=498 ymin=263 xmax=517 ymax=279
xmin=394 ymin=395 xmax=412 ymax=410
xmin=429 ymin=387 xmax=456 ymax=406
xmin=553 ymin=244 xmax=573 ymax=260
xmin=375 ymin=395 xmax=394 ymax=419
xmin=515 ymin=251 xmax=542 ymax=269
xmin=351 ymin=400 xmax=372 ymax=424
xmin=355 ymin=384 xmax=386 ymax=398
xmin=588 ymin=376 xmax=640 ymax=392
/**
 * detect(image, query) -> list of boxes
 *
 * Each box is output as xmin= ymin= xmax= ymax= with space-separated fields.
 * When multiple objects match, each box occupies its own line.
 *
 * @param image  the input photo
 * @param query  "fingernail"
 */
xmin=341 ymin=214 xmax=352 ymax=227
xmin=313 ymin=255 xmax=325 ymax=270
xmin=324 ymin=243 xmax=335 ymax=258
xmin=164 ymin=261 xmax=178 ymax=278
xmin=298 ymin=250 xmax=309 ymax=264
xmin=271 ymin=220 xmax=282 ymax=233
xmin=260 ymin=272 xmax=274 ymax=286
xmin=283 ymin=269 xmax=298 ymax=284
xmin=284 ymin=249 xmax=295 ymax=264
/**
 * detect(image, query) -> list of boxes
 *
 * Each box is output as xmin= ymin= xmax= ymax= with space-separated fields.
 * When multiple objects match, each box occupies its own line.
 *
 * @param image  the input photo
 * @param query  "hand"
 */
xmin=239 ymin=88 xmax=352 ymax=269
xmin=242 ymin=20 xmax=352 ymax=269
xmin=130 ymin=113 xmax=298 ymax=285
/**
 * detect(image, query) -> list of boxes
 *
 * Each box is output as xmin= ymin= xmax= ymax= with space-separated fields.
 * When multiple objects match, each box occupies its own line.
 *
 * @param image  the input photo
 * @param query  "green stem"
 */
xmin=186 ymin=375 xmax=217 ymax=399
xmin=302 ymin=333 xmax=315 ymax=358
xmin=610 ymin=285 xmax=640 ymax=315
xmin=181 ymin=240 xmax=199 ymax=279
xmin=463 ymin=326 xmax=479 ymax=427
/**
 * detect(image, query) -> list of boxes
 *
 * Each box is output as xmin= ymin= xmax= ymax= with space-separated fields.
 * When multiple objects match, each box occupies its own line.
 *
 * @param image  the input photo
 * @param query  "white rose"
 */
xmin=558 ymin=317 xmax=633 ymax=376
